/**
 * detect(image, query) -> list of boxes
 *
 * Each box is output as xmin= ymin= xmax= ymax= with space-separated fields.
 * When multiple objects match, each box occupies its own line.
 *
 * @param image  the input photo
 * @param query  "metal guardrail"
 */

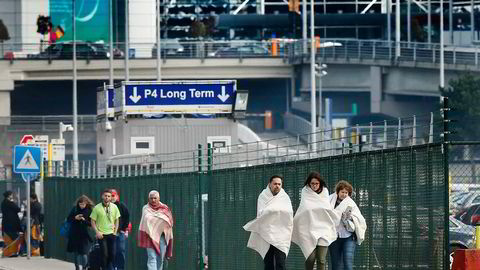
xmin=40 ymin=112 xmax=443 ymax=178
xmin=2 ymin=39 xmax=480 ymax=68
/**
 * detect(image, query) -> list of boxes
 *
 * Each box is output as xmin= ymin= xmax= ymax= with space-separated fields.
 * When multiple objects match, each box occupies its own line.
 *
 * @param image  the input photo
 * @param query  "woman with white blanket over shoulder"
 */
xmin=292 ymin=172 xmax=340 ymax=270
xmin=329 ymin=181 xmax=367 ymax=270
xmin=243 ymin=175 xmax=293 ymax=270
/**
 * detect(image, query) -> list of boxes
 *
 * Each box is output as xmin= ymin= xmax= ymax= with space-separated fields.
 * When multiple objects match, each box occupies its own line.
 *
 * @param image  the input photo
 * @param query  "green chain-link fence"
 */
xmin=448 ymin=142 xmax=480 ymax=264
xmin=209 ymin=143 xmax=447 ymax=270
xmin=40 ymin=143 xmax=447 ymax=270
xmin=43 ymin=172 xmax=202 ymax=270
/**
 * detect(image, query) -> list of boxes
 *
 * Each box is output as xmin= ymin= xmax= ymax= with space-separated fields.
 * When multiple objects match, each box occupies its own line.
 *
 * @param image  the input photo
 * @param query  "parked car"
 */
xmin=29 ymin=42 xmax=110 ymax=60
xmin=89 ymin=43 xmax=124 ymax=59
xmin=151 ymin=39 xmax=185 ymax=57
xmin=450 ymin=191 xmax=480 ymax=215
xmin=209 ymin=44 xmax=270 ymax=58
xmin=454 ymin=203 xmax=480 ymax=226
xmin=449 ymin=216 xmax=475 ymax=268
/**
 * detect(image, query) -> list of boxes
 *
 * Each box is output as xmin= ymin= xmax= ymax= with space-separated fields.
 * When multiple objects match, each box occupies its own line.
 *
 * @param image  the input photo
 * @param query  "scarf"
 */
xmin=137 ymin=202 xmax=174 ymax=257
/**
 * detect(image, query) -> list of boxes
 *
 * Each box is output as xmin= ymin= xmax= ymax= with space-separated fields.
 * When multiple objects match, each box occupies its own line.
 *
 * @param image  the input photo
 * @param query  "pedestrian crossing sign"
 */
xmin=13 ymin=145 xmax=42 ymax=173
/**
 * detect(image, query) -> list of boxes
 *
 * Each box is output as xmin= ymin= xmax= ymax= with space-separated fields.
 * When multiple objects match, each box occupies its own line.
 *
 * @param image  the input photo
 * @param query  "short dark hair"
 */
xmin=3 ymin=191 xmax=12 ymax=198
xmin=269 ymin=175 xmax=283 ymax=183
xmin=30 ymin=193 xmax=38 ymax=200
xmin=304 ymin=171 xmax=326 ymax=192
xmin=102 ymin=189 xmax=112 ymax=195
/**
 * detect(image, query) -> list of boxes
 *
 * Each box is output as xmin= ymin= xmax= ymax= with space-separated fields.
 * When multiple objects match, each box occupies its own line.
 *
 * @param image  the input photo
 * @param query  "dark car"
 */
xmin=30 ymin=42 xmax=110 ymax=60
xmin=89 ymin=43 xmax=124 ymax=59
xmin=454 ymin=203 xmax=480 ymax=226
xmin=210 ymin=44 xmax=270 ymax=58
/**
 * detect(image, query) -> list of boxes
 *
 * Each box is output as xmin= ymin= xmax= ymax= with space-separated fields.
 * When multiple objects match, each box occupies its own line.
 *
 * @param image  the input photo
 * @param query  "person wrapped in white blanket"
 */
xmin=329 ymin=180 xmax=367 ymax=270
xmin=243 ymin=175 xmax=293 ymax=270
xmin=292 ymin=172 xmax=340 ymax=270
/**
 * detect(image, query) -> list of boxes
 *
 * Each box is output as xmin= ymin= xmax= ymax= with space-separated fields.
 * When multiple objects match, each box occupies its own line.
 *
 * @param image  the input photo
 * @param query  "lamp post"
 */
xmin=72 ymin=0 xmax=78 ymax=176
xmin=310 ymin=0 xmax=316 ymax=152
xmin=156 ymin=0 xmax=161 ymax=81
xmin=440 ymin=0 xmax=445 ymax=89
xmin=315 ymin=63 xmax=327 ymax=123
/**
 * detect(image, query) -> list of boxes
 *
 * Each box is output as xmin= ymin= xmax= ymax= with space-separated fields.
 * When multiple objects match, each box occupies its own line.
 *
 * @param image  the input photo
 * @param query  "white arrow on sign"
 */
xmin=217 ymin=86 xmax=230 ymax=103
xmin=129 ymin=86 xmax=141 ymax=103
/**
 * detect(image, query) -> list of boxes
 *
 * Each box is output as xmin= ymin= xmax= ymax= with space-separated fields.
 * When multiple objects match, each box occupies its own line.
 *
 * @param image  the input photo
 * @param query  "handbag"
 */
xmin=60 ymin=220 xmax=71 ymax=237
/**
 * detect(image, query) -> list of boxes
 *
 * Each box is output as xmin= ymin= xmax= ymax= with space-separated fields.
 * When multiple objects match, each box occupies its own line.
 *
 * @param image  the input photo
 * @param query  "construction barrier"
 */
xmin=452 ymin=249 xmax=480 ymax=270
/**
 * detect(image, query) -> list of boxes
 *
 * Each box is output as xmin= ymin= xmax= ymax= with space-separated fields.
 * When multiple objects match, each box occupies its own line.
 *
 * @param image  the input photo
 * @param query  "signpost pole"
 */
xmin=26 ymin=177 xmax=31 ymax=259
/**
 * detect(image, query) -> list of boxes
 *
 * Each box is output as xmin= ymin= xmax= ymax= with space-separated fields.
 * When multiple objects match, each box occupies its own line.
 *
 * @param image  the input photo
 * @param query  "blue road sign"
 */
xmin=125 ymin=81 xmax=236 ymax=106
xmin=13 ymin=145 xmax=42 ymax=174
xmin=21 ymin=173 xmax=39 ymax=182
xmin=108 ymin=86 xmax=115 ymax=108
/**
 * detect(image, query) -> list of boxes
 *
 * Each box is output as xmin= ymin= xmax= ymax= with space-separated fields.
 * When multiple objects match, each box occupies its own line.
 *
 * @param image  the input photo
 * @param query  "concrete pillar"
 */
xmin=0 ymin=63 xmax=14 ymax=125
xmin=370 ymin=66 xmax=382 ymax=113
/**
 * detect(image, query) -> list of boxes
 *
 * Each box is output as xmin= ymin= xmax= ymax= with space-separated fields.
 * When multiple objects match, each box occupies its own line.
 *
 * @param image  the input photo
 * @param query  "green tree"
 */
xmin=0 ymin=19 xmax=9 ymax=41
xmin=441 ymin=73 xmax=480 ymax=140
xmin=441 ymin=73 xmax=480 ymax=183
xmin=0 ymin=19 xmax=10 ymax=58
xmin=190 ymin=20 xmax=206 ymax=38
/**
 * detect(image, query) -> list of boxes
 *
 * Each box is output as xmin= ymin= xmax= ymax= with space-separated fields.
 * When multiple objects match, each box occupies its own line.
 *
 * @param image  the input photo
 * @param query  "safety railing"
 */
xmin=2 ymin=39 xmax=480 ymax=68
xmin=42 ymin=112 xmax=444 ymax=178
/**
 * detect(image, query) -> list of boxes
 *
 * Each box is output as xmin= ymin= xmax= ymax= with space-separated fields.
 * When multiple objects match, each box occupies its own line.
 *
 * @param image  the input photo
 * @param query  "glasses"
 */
xmin=310 ymin=182 xmax=320 ymax=186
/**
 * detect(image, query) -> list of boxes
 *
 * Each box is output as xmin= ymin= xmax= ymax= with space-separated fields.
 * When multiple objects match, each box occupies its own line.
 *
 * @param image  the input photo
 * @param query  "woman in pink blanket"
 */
xmin=137 ymin=190 xmax=174 ymax=270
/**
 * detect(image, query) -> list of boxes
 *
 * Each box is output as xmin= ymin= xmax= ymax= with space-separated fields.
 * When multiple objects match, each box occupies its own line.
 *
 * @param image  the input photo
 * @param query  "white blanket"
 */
xmin=292 ymin=187 xmax=340 ymax=258
xmin=329 ymin=193 xmax=367 ymax=245
xmin=243 ymin=186 xmax=294 ymax=258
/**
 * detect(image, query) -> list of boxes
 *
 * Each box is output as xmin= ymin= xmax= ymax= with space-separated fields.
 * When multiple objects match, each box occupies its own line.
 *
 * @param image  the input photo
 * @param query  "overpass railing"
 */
xmin=2 ymin=39 xmax=480 ymax=68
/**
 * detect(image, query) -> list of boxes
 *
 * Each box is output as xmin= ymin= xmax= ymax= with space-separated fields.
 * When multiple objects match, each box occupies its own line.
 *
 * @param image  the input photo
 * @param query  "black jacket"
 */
xmin=25 ymin=201 xmax=42 ymax=225
xmin=114 ymin=201 xmax=130 ymax=232
xmin=1 ymin=199 xmax=22 ymax=233
xmin=66 ymin=206 xmax=93 ymax=254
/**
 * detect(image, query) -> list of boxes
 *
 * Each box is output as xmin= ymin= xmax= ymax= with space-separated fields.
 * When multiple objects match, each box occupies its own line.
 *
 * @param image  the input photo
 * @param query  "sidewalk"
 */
xmin=0 ymin=256 xmax=71 ymax=270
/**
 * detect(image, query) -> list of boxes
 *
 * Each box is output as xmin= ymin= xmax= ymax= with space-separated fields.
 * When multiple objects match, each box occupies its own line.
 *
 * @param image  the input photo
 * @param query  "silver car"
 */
xmin=449 ymin=216 xmax=475 ymax=268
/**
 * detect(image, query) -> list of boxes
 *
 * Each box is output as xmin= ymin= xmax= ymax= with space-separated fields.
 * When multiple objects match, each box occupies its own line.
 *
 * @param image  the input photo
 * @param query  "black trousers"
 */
xmin=98 ymin=234 xmax=116 ymax=269
xmin=264 ymin=245 xmax=286 ymax=270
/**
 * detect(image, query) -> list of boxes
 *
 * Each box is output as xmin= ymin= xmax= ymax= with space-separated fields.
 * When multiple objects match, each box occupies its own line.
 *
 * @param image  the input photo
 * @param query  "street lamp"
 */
xmin=310 ymin=0 xmax=316 ymax=153
xmin=315 ymin=63 xmax=327 ymax=124
xmin=59 ymin=122 xmax=74 ymax=140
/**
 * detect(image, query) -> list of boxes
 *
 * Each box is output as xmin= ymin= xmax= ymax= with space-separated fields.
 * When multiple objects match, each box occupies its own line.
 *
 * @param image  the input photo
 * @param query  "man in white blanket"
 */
xmin=292 ymin=172 xmax=340 ymax=270
xmin=328 ymin=180 xmax=367 ymax=270
xmin=243 ymin=175 xmax=293 ymax=270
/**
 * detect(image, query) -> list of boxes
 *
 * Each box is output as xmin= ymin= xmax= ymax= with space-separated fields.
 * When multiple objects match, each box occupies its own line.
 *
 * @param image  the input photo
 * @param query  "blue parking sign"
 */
xmin=13 ymin=145 xmax=42 ymax=174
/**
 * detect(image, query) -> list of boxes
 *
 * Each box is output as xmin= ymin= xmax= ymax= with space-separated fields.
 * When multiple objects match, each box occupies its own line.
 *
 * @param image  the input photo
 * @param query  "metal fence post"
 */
xmin=412 ymin=115 xmax=417 ymax=146
xmin=442 ymin=96 xmax=450 ymax=270
xmin=397 ymin=118 xmax=401 ymax=148
xmin=383 ymin=120 xmax=388 ymax=149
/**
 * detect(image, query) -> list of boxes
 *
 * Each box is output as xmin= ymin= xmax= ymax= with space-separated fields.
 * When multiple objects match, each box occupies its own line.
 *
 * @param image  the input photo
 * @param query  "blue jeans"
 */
xmin=146 ymin=235 xmax=167 ymax=270
xmin=329 ymin=235 xmax=356 ymax=270
xmin=74 ymin=252 xmax=87 ymax=270
xmin=114 ymin=231 xmax=127 ymax=270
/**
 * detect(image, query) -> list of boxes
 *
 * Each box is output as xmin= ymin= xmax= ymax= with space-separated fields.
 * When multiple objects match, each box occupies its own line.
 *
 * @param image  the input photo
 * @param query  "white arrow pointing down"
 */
xmin=129 ymin=86 xmax=141 ymax=103
xmin=217 ymin=86 xmax=230 ymax=103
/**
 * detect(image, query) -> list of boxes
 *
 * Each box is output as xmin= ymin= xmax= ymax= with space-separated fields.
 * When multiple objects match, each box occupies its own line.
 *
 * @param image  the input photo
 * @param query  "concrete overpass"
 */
xmin=2 ymin=40 xmax=480 ymax=120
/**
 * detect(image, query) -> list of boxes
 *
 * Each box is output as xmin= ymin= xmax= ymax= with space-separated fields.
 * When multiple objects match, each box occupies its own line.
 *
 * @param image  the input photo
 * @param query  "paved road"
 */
xmin=0 ymin=256 xmax=71 ymax=270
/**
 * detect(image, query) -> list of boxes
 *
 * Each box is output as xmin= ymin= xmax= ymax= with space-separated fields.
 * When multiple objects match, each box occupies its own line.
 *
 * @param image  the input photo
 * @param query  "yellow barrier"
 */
xmin=476 ymin=226 xmax=480 ymax=249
